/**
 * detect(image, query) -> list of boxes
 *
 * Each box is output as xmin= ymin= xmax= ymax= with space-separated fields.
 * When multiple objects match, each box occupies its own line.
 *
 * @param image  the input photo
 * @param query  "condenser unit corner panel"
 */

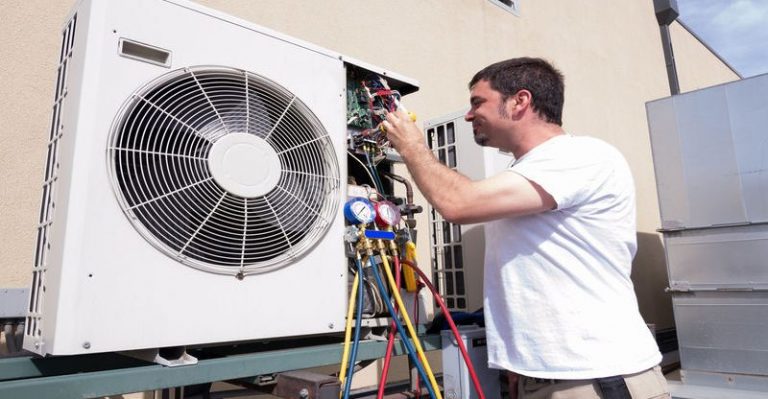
xmin=26 ymin=0 xmax=357 ymax=355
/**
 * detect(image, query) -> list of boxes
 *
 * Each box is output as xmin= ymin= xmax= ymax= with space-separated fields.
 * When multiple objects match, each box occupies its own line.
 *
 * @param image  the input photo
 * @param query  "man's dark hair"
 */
xmin=469 ymin=57 xmax=564 ymax=126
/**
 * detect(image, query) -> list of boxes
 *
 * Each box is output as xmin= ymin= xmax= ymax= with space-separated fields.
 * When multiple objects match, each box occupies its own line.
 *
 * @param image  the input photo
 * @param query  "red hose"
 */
xmin=401 ymin=259 xmax=486 ymax=399
xmin=377 ymin=255 xmax=402 ymax=399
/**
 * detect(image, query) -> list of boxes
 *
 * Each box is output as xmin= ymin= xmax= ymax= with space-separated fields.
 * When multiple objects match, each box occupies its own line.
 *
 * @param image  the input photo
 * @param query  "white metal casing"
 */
xmin=646 ymin=73 xmax=768 ymax=230
xmin=647 ymin=73 xmax=768 ymax=383
xmin=23 ymin=0 xmax=420 ymax=356
xmin=441 ymin=326 xmax=502 ymax=399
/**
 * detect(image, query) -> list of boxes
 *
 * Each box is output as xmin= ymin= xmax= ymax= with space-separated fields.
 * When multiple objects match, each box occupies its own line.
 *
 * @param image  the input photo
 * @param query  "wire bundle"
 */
xmin=347 ymin=76 xmax=401 ymax=150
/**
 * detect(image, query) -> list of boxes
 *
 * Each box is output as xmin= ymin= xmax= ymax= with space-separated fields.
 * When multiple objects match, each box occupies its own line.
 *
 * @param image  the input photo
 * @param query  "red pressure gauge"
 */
xmin=374 ymin=201 xmax=402 ymax=227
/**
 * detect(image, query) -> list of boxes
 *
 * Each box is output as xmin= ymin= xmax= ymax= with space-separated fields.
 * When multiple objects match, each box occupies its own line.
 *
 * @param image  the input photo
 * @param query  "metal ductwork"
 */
xmin=654 ymin=0 xmax=680 ymax=95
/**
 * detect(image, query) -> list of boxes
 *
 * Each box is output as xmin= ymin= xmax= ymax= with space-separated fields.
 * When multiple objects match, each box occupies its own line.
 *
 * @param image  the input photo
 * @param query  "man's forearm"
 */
xmin=397 ymin=141 xmax=470 ymax=221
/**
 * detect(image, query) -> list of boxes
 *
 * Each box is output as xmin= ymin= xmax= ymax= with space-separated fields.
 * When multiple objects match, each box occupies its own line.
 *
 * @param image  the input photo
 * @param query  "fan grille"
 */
xmin=108 ymin=66 xmax=340 ymax=275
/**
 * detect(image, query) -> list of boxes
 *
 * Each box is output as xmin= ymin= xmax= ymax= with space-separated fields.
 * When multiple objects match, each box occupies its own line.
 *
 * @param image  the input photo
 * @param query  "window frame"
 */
xmin=489 ymin=0 xmax=520 ymax=16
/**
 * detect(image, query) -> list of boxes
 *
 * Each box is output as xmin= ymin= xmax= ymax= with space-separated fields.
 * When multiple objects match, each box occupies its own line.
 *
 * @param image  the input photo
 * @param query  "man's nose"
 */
xmin=464 ymin=110 xmax=474 ymax=122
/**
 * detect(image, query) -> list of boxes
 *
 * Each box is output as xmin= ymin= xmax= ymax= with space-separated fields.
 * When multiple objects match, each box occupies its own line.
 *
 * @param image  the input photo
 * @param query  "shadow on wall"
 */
xmin=632 ymin=232 xmax=674 ymax=330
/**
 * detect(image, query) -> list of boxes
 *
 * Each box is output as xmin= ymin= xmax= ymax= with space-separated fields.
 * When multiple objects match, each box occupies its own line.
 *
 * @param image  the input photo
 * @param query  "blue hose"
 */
xmin=364 ymin=152 xmax=386 ymax=193
xmin=367 ymin=257 xmax=438 ymax=399
xmin=343 ymin=258 xmax=366 ymax=399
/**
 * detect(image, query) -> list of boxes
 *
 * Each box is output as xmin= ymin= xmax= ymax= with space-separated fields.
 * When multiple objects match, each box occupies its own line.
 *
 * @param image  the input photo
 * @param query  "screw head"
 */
xmin=82 ymin=342 xmax=91 ymax=349
xmin=299 ymin=388 xmax=309 ymax=398
xmin=328 ymin=323 xmax=334 ymax=329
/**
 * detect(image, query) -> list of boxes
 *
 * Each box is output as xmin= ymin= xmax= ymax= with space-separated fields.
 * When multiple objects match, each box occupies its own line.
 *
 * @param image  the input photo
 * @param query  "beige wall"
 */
xmin=1 ymin=1 xmax=76 ymax=287
xmin=1 ymin=0 xmax=738 ymax=365
xmin=671 ymin=21 xmax=741 ymax=93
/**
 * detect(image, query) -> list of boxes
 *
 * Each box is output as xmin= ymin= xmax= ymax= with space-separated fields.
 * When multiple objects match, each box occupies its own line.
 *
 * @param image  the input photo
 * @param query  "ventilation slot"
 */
xmin=119 ymin=39 xmax=172 ymax=68
xmin=27 ymin=13 xmax=77 ymax=339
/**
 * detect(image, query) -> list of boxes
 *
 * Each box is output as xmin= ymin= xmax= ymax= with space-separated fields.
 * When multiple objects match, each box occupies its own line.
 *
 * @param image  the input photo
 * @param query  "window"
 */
xmin=426 ymin=122 xmax=467 ymax=311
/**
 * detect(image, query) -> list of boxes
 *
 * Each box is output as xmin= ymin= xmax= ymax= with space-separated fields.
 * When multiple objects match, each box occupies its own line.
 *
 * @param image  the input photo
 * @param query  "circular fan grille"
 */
xmin=107 ymin=66 xmax=340 ymax=275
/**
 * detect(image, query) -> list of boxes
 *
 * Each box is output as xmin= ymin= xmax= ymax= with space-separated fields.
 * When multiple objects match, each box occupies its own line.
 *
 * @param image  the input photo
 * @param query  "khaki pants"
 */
xmin=512 ymin=366 xmax=670 ymax=399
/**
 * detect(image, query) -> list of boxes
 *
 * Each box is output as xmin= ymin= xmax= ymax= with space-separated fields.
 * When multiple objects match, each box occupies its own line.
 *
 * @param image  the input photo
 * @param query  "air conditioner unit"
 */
xmin=25 ymin=0 xmax=417 ymax=356
xmin=424 ymin=111 xmax=512 ymax=313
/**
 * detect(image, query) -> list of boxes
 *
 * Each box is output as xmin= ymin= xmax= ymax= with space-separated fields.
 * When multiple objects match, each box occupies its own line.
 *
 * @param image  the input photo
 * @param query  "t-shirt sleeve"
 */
xmin=509 ymin=141 xmax=614 ymax=210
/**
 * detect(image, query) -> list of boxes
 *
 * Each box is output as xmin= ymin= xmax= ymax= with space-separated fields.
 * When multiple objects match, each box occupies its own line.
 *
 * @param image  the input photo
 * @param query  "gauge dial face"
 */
xmin=344 ymin=197 xmax=376 ymax=224
xmin=351 ymin=202 xmax=373 ymax=221
xmin=375 ymin=201 xmax=401 ymax=227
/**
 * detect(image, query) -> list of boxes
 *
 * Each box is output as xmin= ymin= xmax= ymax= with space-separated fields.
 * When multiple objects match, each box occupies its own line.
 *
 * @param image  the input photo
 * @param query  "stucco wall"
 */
xmin=0 ymin=0 xmax=739 ymax=364
xmin=0 ymin=1 xmax=76 ymax=287
xmin=671 ymin=21 xmax=741 ymax=92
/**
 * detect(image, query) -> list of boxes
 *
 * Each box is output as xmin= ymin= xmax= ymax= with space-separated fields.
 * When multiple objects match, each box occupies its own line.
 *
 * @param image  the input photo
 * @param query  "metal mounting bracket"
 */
xmin=119 ymin=347 xmax=198 ymax=367
xmin=272 ymin=370 xmax=340 ymax=399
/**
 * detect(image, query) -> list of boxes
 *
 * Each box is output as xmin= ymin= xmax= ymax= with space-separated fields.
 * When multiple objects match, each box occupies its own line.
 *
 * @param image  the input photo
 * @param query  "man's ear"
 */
xmin=513 ymin=89 xmax=532 ymax=110
xmin=504 ymin=89 xmax=531 ymax=117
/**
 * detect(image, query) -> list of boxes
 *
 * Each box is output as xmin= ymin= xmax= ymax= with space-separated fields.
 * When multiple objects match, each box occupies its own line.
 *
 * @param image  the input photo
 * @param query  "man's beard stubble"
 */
xmin=474 ymin=103 xmax=508 ymax=147
xmin=473 ymin=132 xmax=489 ymax=146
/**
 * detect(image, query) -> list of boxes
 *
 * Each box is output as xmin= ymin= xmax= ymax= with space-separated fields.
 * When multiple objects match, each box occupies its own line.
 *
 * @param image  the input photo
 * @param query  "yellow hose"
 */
xmin=379 ymin=246 xmax=443 ymax=399
xmin=403 ymin=240 xmax=419 ymax=292
xmin=338 ymin=270 xmax=360 ymax=395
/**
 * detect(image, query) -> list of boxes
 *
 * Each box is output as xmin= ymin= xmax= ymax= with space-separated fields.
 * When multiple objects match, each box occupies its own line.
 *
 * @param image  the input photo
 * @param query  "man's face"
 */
xmin=464 ymin=80 xmax=511 ymax=147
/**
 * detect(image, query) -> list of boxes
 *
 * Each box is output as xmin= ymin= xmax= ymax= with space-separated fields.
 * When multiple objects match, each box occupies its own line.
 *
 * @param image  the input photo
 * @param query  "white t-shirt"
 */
xmin=483 ymin=134 xmax=661 ymax=379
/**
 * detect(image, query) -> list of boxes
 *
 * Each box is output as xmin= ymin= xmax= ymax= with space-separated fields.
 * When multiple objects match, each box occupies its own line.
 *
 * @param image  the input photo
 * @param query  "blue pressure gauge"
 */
xmin=344 ymin=197 xmax=376 ymax=224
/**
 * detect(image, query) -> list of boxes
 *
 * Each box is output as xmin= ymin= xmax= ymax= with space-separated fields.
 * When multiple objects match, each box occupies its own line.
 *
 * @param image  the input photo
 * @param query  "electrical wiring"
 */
xmin=343 ymin=257 xmax=366 ymax=399
xmin=401 ymin=259 xmax=487 ymax=399
xmin=376 ymin=249 xmax=443 ymax=399
xmin=363 ymin=150 xmax=386 ymax=193
xmin=347 ymin=76 xmax=402 ymax=150
xmin=369 ymin=277 xmax=385 ymax=315
xmin=361 ymin=80 xmax=400 ymax=128
xmin=362 ymin=256 xmax=385 ymax=315
xmin=347 ymin=150 xmax=383 ymax=194
xmin=373 ymin=150 xmax=386 ymax=168
xmin=338 ymin=270 xmax=360 ymax=392
xmin=368 ymin=256 xmax=438 ymax=399
xmin=360 ymin=279 xmax=376 ymax=317
xmin=363 ymin=279 xmax=377 ymax=316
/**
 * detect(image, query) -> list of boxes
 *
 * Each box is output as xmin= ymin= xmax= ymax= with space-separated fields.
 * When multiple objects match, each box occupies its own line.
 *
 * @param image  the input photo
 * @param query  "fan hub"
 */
xmin=207 ymin=133 xmax=281 ymax=198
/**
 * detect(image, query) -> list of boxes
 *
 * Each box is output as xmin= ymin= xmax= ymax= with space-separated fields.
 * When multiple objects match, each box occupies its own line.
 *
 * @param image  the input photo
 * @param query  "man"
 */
xmin=381 ymin=58 xmax=669 ymax=399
